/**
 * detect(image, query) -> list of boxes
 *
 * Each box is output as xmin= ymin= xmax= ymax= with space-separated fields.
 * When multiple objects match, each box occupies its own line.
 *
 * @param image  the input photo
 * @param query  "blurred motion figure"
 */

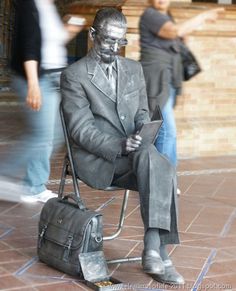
xmin=139 ymin=0 xmax=223 ymax=168
xmin=0 ymin=0 xmax=85 ymax=203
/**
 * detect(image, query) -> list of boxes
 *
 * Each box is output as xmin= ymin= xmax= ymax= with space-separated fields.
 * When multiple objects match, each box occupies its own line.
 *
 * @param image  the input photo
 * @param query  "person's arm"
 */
xmin=63 ymin=14 xmax=86 ymax=43
xmin=23 ymin=60 xmax=42 ymax=111
xmin=18 ymin=0 xmax=42 ymax=111
xmin=121 ymin=63 xmax=150 ymax=155
xmin=158 ymin=7 xmax=224 ymax=39
xmin=134 ymin=63 xmax=150 ymax=129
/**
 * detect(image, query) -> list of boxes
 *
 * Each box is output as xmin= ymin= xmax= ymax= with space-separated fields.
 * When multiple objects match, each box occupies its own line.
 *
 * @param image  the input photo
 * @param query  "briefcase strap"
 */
xmin=61 ymin=194 xmax=86 ymax=210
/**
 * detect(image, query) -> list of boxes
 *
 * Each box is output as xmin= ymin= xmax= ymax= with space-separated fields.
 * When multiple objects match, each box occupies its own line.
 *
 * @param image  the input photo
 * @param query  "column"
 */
xmin=0 ymin=0 xmax=14 ymax=89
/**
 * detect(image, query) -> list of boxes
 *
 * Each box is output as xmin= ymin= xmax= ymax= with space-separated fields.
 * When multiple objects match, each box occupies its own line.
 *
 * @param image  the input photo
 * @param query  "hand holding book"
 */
xmin=137 ymin=120 xmax=163 ymax=144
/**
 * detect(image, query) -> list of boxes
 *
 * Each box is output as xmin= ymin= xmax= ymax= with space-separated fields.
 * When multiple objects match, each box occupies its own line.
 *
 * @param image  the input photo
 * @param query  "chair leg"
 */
xmin=71 ymin=165 xmax=81 ymax=198
xmin=103 ymin=189 xmax=130 ymax=241
xmin=107 ymin=256 xmax=141 ymax=264
xmin=103 ymin=189 xmax=142 ymax=264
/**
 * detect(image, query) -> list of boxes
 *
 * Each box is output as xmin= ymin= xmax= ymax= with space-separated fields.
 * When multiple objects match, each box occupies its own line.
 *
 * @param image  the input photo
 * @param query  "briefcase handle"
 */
xmin=61 ymin=194 xmax=86 ymax=210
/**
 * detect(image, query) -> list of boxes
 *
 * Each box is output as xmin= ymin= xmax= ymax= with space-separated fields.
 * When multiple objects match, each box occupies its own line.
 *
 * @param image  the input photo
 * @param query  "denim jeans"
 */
xmin=155 ymin=86 xmax=177 ymax=167
xmin=1 ymin=72 xmax=63 ymax=194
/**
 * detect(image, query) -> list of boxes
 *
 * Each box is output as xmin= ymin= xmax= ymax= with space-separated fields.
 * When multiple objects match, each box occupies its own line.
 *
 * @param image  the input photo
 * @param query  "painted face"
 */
xmin=150 ymin=0 xmax=170 ymax=13
xmin=94 ymin=23 xmax=127 ymax=64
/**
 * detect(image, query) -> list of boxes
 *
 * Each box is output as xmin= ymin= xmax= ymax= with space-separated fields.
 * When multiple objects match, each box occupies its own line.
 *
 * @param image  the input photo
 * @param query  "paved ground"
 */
xmin=0 ymin=101 xmax=236 ymax=290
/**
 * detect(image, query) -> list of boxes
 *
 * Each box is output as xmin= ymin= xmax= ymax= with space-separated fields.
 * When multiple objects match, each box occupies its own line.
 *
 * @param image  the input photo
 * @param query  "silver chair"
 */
xmin=58 ymin=103 xmax=141 ymax=264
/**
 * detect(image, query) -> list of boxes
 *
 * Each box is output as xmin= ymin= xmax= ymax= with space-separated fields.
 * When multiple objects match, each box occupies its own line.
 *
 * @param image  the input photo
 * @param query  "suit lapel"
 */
xmin=87 ymin=56 xmax=116 ymax=102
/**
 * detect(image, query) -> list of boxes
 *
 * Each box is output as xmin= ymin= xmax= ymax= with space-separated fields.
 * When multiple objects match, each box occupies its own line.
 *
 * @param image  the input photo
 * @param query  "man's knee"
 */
xmin=134 ymin=144 xmax=175 ymax=174
xmin=134 ymin=144 xmax=161 ymax=166
xmin=136 ymin=144 xmax=157 ymax=158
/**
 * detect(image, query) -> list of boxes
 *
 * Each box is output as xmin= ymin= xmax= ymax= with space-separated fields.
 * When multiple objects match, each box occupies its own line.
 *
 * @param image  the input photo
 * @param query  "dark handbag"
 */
xmin=179 ymin=41 xmax=201 ymax=81
xmin=37 ymin=194 xmax=103 ymax=276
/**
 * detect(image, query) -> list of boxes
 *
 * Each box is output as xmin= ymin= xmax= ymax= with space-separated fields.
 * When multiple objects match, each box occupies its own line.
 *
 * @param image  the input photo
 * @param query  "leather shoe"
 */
xmin=142 ymin=249 xmax=165 ymax=275
xmin=151 ymin=260 xmax=185 ymax=285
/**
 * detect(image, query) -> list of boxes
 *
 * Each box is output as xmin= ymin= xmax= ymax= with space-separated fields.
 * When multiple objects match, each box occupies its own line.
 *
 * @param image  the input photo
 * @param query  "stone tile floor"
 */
xmin=1 ymin=101 xmax=236 ymax=290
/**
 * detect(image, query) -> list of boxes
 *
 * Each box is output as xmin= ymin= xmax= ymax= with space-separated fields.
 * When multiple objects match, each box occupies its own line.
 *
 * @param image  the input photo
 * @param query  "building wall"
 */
xmin=55 ymin=0 xmax=78 ymax=16
xmin=0 ymin=0 xmax=14 ymax=88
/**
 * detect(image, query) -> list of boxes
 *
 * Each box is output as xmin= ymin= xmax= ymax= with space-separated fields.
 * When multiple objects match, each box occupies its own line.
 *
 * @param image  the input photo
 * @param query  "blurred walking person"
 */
xmin=0 ymin=0 xmax=85 ymax=202
xmin=139 ymin=0 xmax=223 ymax=169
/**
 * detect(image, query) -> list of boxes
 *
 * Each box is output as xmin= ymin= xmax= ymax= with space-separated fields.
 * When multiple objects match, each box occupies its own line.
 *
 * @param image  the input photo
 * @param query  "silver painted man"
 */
xmin=61 ymin=7 xmax=184 ymax=285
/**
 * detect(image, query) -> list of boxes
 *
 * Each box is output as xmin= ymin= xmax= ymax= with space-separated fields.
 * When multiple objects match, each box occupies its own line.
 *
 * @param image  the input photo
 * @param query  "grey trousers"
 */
xmin=112 ymin=144 xmax=179 ymax=245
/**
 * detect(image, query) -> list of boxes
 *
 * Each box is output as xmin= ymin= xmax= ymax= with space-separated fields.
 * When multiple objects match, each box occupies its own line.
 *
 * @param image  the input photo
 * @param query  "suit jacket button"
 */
xmin=120 ymin=115 xmax=125 ymax=120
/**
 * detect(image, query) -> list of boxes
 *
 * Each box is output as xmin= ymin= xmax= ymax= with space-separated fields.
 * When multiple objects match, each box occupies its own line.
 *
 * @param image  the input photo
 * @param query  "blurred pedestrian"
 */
xmin=139 ymin=0 xmax=223 ymax=170
xmin=0 ymin=0 xmax=85 ymax=203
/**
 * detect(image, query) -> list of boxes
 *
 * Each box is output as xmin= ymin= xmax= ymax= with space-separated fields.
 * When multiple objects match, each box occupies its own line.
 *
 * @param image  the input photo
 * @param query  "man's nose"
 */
xmin=111 ymin=42 xmax=119 ymax=52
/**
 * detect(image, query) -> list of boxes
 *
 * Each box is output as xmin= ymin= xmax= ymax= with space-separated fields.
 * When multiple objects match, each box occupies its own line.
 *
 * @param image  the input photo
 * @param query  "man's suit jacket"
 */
xmin=61 ymin=50 xmax=150 ymax=189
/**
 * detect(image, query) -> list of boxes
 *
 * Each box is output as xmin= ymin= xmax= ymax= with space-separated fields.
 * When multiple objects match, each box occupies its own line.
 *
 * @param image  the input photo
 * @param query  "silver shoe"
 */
xmin=151 ymin=260 xmax=185 ymax=285
xmin=142 ymin=250 xmax=165 ymax=275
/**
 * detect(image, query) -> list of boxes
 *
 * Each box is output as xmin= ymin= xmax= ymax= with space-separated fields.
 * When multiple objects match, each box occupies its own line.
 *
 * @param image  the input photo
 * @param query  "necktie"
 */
xmin=107 ymin=65 xmax=116 ymax=93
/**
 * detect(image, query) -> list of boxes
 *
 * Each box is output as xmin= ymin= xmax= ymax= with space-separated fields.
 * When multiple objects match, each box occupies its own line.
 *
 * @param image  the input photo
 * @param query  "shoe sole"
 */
xmin=151 ymin=273 xmax=185 ymax=285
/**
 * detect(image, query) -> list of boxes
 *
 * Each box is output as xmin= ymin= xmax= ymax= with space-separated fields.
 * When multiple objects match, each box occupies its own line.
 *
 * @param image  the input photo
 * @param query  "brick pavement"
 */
xmin=0 ymin=102 xmax=236 ymax=290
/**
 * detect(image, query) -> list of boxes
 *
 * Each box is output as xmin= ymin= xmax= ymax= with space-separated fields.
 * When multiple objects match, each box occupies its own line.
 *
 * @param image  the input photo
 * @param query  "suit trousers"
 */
xmin=112 ymin=144 xmax=179 ymax=245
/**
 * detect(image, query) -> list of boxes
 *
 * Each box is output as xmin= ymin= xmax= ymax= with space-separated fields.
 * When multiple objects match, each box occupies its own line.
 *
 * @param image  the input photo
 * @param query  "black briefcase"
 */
xmin=37 ymin=194 xmax=103 ymax=276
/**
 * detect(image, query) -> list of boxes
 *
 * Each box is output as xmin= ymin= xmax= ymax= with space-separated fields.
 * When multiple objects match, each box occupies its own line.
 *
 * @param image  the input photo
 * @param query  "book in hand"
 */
xmin=67 ymin=16 xmax=86 ymax=26
xmin=137 ymin=120 xmax=163 ymax=144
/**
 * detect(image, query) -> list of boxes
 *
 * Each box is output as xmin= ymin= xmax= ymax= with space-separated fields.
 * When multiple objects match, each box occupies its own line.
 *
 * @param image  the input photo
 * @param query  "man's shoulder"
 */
xmin=62 ymin=56 xmax=87 ymax=78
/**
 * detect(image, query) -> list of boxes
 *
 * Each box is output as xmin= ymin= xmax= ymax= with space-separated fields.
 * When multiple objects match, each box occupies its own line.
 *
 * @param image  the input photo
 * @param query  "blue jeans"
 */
xmin=1 ymin=72 xmax=63 ymax=194
xmin=155 ymin=86 xmax=177 ymax=167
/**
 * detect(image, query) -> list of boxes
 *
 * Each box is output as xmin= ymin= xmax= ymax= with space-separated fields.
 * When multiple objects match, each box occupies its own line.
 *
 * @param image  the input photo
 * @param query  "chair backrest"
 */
xmin=59 ymin=102 xmax=73 ymax=158
xmin=59 ymin=102 xmax=74 ymax=166
xmin=59 ymin=102 xmax=82 ymax=198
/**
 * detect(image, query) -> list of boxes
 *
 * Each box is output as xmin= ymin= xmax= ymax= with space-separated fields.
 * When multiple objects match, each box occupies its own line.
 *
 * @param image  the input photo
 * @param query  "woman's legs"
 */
xmin=1 ymin=73 xmax=62 ymax=195
xmin=22 ymin=73 xmax=62 ymax=194
xmin=155 ymin=86 xmax=177 ymax=167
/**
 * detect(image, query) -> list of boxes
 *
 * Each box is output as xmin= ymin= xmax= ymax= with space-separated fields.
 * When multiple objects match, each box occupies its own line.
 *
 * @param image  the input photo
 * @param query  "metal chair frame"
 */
xmin=58 ymin=103 xmax=141 ymax=264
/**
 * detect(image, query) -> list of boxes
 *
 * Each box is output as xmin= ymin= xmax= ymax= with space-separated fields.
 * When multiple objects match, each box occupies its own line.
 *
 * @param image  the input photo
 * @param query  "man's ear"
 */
xmin=89 ymin=27 xmax=96 ymax=41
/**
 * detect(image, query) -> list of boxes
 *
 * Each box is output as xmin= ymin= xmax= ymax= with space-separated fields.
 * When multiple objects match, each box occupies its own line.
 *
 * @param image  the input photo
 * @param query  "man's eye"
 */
xmin=106 ymin=39 xmax=127 ymax=45
xmin=106 ymin=38 xmax=116 ymax=44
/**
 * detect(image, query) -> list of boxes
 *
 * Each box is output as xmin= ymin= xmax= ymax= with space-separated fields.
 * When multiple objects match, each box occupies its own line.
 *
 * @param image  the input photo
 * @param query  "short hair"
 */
xmin=92 ymin=8 xmax=127 ymax=33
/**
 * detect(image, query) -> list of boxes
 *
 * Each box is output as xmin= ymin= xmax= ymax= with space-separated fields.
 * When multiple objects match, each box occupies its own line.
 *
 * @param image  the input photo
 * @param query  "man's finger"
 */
xmin=129 ymin=138 xmax=141 ymax=145
xmin=126 ymin=146 xmax=136 ymax=152
xmin=133 ymin=134 xmax=142 ymax=141
xmin=127 ymin=139 xmax=139 ymax=147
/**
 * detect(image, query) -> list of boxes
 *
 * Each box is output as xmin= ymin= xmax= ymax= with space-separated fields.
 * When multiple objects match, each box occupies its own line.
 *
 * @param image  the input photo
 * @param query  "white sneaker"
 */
xmin=177 ymin=188 xmax=181 ymax=196
xmin=20 ymin=189 xmax=58 ymax=203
